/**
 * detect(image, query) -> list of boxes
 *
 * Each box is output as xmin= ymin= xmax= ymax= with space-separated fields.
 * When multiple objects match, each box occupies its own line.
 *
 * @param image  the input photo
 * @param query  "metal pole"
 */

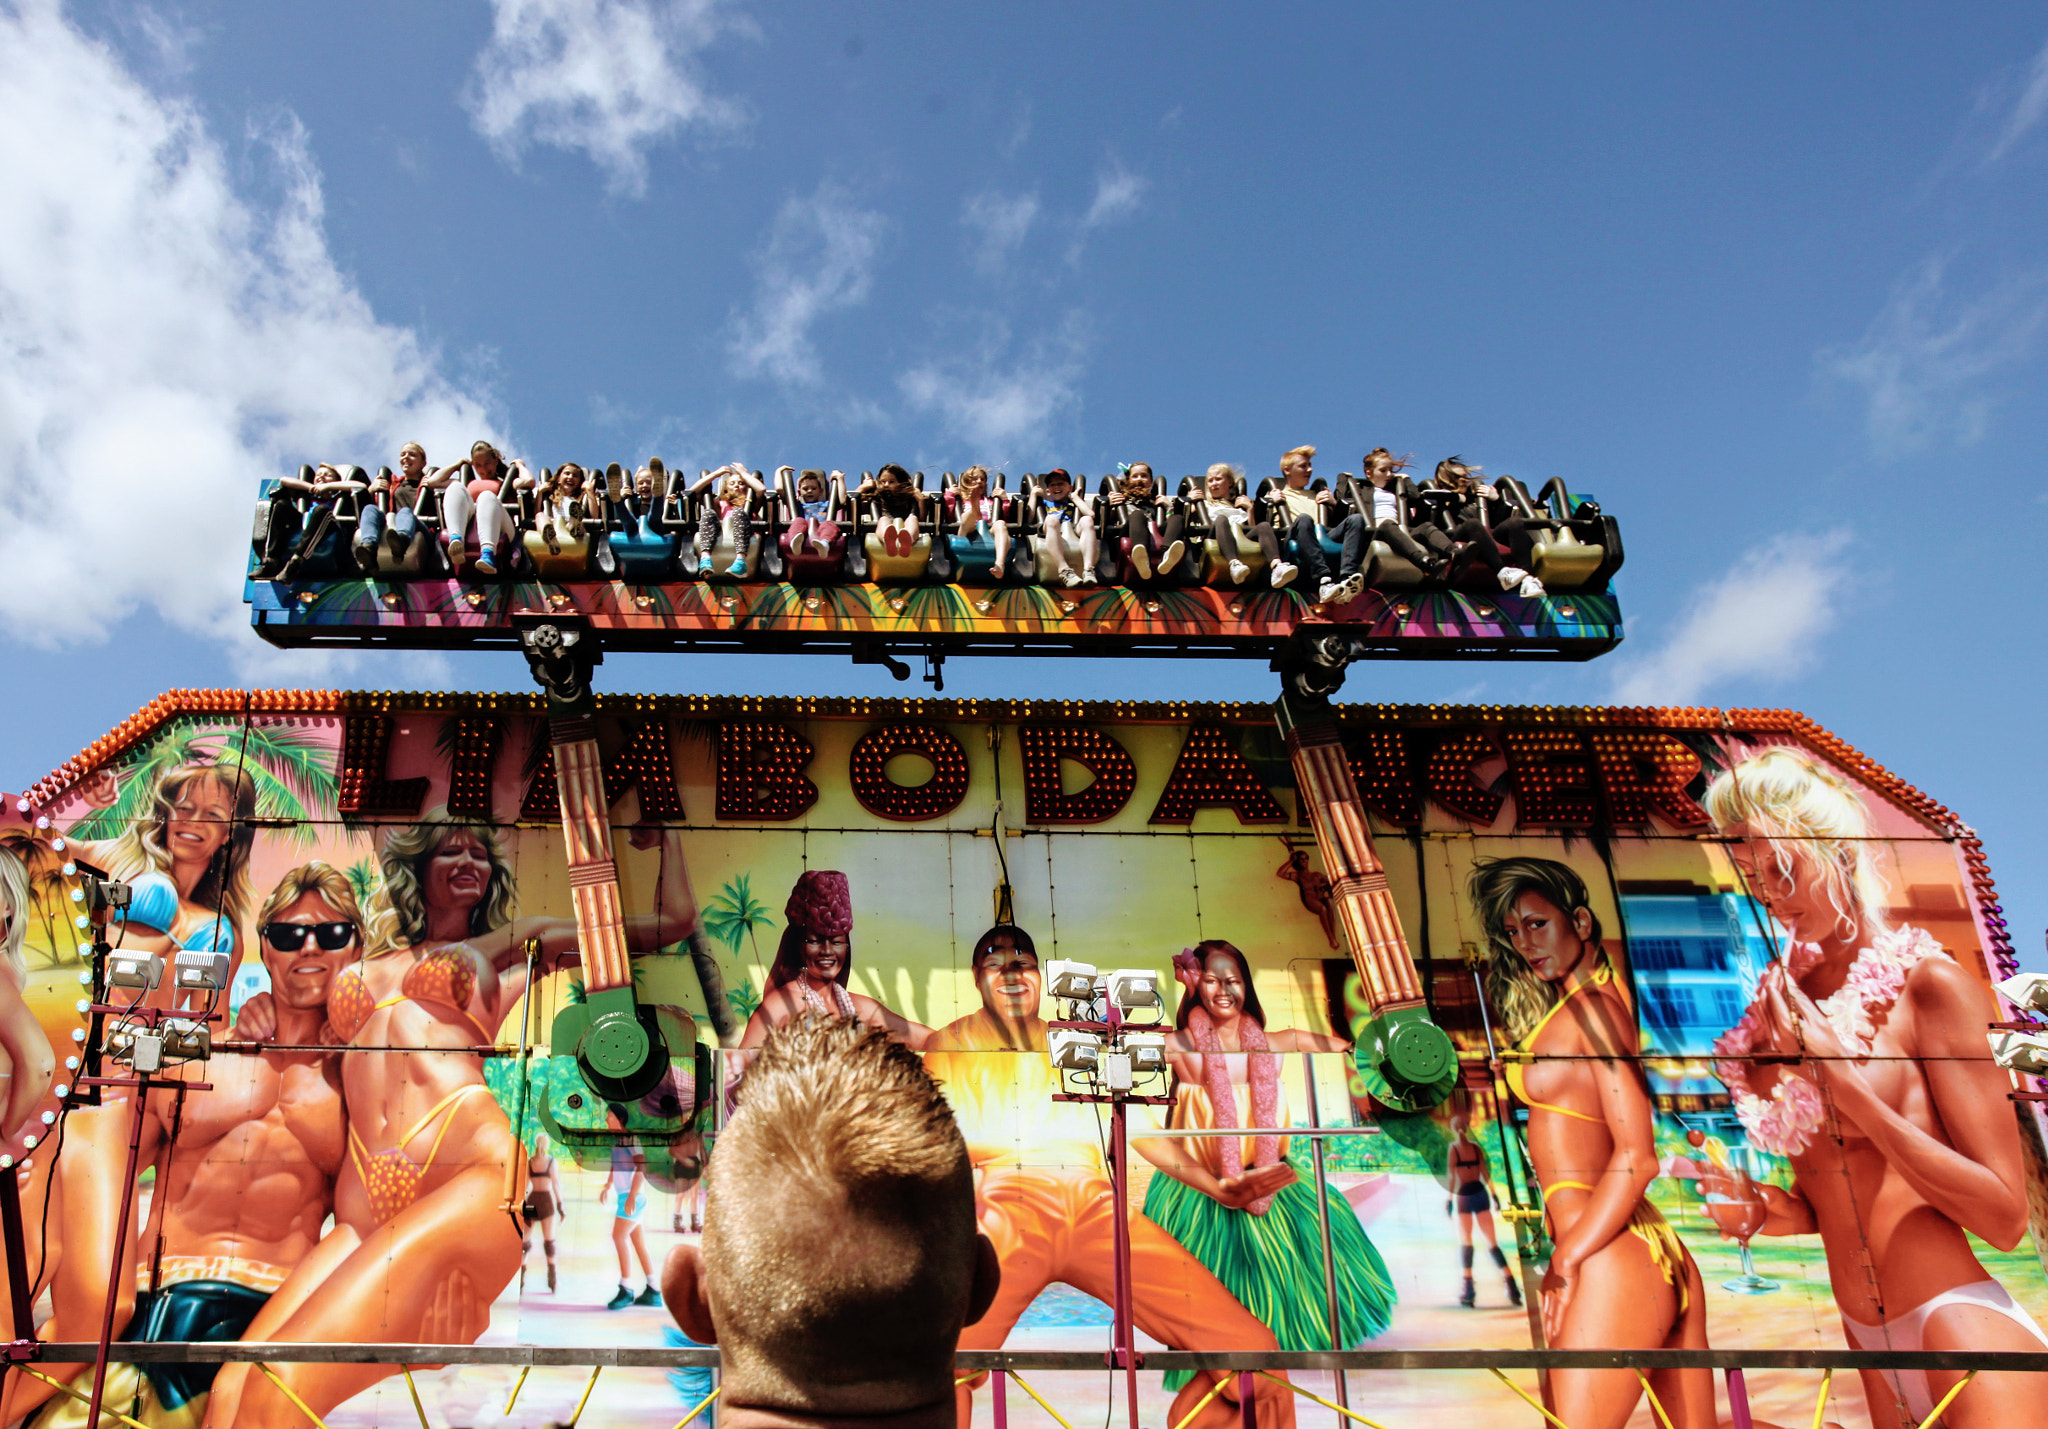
xmin=991 ymin=1369 xmax=1008 ymax=1429
xmin=1301 ymin=1054 xmax=1348 ymax=1412
xmin=86 ymin=1086 xmax=153 ymax=1425
xmin=0 ymin=1163 xmax=34 ymax=1351
xmin=1725 ymin=1367 xmax=1753 ymax=1429
xmin=1110 ymin=1099 xmax=1139 ymax=1429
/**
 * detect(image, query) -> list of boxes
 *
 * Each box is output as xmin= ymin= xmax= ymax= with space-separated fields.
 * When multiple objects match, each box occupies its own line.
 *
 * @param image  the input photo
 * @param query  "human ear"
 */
xmin=964 ymin=1232 xmax=1002 ymax=1328
xmin=1572 ymin=906 xmax=1595 ymax=942
xmin=661 ymin=1244 xmax=718 ymax=1345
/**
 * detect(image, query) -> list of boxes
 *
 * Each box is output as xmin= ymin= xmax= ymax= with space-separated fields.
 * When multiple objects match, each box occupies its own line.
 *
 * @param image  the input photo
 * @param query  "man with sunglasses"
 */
xmin=9 ymin=863 xmax=362 ymax=1429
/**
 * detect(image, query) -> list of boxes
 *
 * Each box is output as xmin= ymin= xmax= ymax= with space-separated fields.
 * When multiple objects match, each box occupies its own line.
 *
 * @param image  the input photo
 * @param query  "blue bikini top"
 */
xmin=123 ymin=872 xmax=234 ymax=953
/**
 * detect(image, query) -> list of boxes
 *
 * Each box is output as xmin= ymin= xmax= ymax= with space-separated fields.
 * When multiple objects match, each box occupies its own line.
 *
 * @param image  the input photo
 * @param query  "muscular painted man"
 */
xmin=922 ymin=925 xmax=1297 ymax=1429
xmin=11 ymin=863 xmax=360 ymax=1429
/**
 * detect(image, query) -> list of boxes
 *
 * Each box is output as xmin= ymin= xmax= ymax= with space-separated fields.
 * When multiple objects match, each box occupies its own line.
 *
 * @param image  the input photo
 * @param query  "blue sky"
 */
xmin=0 ymin=1 xmax=2042 ymax=962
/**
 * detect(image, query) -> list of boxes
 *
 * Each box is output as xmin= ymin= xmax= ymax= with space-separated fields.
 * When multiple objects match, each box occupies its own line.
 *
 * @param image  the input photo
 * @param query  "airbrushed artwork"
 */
xmin=0 ymin=691 xmax=2034 ymax=1428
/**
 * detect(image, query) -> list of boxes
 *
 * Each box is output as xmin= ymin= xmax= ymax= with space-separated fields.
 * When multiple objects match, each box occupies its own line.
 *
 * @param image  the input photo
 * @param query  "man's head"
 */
xmin=665 ymin=1018 xmax=999 ymax=1415
xmin=969 ymin=924 xmax=1040 ymax=1022
xmin=1281 ymin=445 xmax=1315 ymax=486
xmin=254 ymin=862 xmax=370 ymax=1014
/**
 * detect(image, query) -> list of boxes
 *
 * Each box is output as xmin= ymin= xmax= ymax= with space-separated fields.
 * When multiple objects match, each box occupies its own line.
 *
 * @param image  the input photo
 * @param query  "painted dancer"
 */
xmin=206 ymin=809 xmax=699 ymax=1428
xmin=1444 ymin=1114 xmax=1521 ymax=1309
xmin=7 ymin=863 xmax=359 ymax=1429
xmin=1474 ymin=857 xmax=1712 ymax=1429
xmin=736 ymin=871 xmax=932 ymax=1048
xmin=923 ymin=925 xmax=1298 ymax=1429
xmin=1704 ymin=748 xmax=2048 ymax=1429
xmin=1135 ymin=941 xmax=1394 ymax=1392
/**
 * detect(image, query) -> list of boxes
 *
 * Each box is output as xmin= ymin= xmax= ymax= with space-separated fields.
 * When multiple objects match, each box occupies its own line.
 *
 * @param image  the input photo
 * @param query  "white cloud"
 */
xmin=0 ymin=1 xmax=498 ymax=672
xmin=1607 ymin=533 xmax=1851 ymax=706
xmin=898 ymin=312 xmax=1088 ymax=456
xmin=1081 ymin=158 xmax=1147 ymax=230
xmin=961 ymin=189 xmax=1039 ymax=274
xmin=728 ymin=181 xmax=888 ymax=387
xmin=466 ymin=0 xmax=749 ymax=198
xmin=1818 ymin=256 xmax=2048 ymax=457
xmin=1986 ymin=36 xmax=2048 ymax=164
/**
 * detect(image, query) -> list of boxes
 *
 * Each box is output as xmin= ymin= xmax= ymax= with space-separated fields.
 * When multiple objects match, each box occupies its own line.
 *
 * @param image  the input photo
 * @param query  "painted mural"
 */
xmin=0 ymin=692 xmax=2034 ymax=1429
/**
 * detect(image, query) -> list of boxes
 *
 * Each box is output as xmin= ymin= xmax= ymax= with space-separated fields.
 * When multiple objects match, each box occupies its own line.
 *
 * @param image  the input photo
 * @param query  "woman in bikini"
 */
xmin=1474 ymin=857 xmax=1711 ymax=1429
xmin=61 ymin=761 xmax=255 ymax=963
xmin=1135 ymin=941 xmax=1394 ymax=1393
xmin=205 ymin=808 xmax=700 ymax=1427
xmin=735 ymin=870 xmax=932 ymax=1048
xmin=1702 ymin=748 xmax=2048 ymax=1429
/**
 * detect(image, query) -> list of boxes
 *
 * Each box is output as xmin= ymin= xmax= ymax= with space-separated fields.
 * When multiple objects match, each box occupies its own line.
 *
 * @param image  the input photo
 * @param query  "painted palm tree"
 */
xmin=66 ymin=720 xmax=336 ymax=850
xmin=702 ymin=873 xmax=774 ymax=964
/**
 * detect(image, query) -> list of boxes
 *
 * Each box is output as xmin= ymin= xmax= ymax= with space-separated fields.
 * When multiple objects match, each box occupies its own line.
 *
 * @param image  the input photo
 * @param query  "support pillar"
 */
xmin=1274 ymin=640 xmax=1455 ymax=1111
xmin=517 ymin=615 xmax=667 ymax=1101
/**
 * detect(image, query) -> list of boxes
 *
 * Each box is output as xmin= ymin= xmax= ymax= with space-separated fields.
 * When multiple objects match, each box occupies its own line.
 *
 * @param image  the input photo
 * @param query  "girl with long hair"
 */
xmin=1473 ymin=857 xmax=1711 ymax=1429
xmin=1134 ymin=940 xmax=1395 ymax=1388
xmin=204 ymin=808 xmax=700 ymax=1427
xmin=736 ymin=870 xmax=932 ymax=1048
xmin=1703 ymin=748 xmax=2047 ymax=1429
xmin=67 ymin=761 xmax=256 ymax=959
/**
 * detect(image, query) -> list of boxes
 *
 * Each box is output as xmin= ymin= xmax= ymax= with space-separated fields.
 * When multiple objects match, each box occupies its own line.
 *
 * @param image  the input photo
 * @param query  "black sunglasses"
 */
xmin=261 ymin=921 xmax=357 ymax=952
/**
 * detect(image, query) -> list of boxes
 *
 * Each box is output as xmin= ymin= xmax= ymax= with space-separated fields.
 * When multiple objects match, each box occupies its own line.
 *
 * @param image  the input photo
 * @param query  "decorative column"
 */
xmin=1277 ymin=688 xmax=1455 ymax=1111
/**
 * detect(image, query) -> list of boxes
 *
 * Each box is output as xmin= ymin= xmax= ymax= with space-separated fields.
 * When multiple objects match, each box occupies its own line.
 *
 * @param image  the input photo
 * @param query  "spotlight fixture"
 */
xmin=174 ymin=950 xmax=230 ymax=994
xmin=1123 ymin=1031 xmax=1167 ymax=1076
xmin=1049 ymin=1027 xmax=1103 ymax=1072
xmin=1104 ymin=969 xmax=1162 ymax=1015
xmin=1996 ymin=973 xmax=2048 ymax=1017
xmin=1046 ymin=960 xmax=1101 ymax=1002
xmin=1989 ymin=1030 xmax=2048 ymax=1076
xmin=108 ymin=953 xmax=163 ymax=992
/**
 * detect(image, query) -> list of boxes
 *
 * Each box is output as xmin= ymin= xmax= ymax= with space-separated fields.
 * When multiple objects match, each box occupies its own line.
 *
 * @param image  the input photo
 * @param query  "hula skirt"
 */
xmin=1143 ymin=1153 xmax=1396 ymax=1389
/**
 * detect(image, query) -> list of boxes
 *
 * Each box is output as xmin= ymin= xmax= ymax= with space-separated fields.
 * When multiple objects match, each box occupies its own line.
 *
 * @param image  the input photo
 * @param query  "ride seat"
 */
xmin=859 ymin=472 xmax=934 ymax=584
xmin=1177 ymin=475 xmax=1271 ymax=588
xmin=682 ymin=476 xmax=772 ymax=582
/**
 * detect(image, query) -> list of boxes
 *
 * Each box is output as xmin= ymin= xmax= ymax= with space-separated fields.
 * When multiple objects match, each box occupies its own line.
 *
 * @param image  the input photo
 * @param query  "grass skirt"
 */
xmin=1142 ymin=1153 xmax=1396 ymax=1389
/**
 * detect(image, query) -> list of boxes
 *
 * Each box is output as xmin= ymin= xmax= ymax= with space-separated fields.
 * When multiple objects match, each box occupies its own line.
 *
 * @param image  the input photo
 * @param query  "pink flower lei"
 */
xmin=1712 ymin=926 xmax=1946 ymax=1156
xmin=1175 ymin=948 xmax=1283 ymax=1214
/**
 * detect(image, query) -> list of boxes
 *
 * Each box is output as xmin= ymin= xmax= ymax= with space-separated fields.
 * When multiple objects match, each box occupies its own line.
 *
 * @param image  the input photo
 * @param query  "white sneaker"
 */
xmin=1270 ymin=560 xmax=1298 ymax=588
xmin=1517 ymin=574 xmax=1547 ymax=598
xmin=1497 ymin=565 xmax=1530 ymax=592
xmin=1131 ymin=545 xmax=1153 ymax=580
xmin=1158 ymin=538 xmax=1185 ymax=573
xmin=1060 ymin=566 xmax=1083 ymax=588
xmin=1339 ymin=572 xmax=1366 ymax=602
xmin=1229 ymin=559 xmax=1250 ymax=585
xmin=1317 ymin=580 xmax=1341 ymax=604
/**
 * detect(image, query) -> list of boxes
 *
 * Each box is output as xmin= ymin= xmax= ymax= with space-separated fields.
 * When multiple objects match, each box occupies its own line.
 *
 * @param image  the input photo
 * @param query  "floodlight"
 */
xmin=1996 ymin=973 xmax=2048 ymax=1016
xmin=1123 ymin=1031 xmax=1168 ymax=1076
xmin=1046 ymin=960 xmax=1100 ymax=1001
xmin=1105 ymin=969 xmax=1162 ymax=1014
xmin=174 ymin=951 xmax=230 ymax=993
xmin=162 ymin=1019 xmax=211 ymax=1061
xmin=1989 ymin=1030 xmax=2048 ymax=1076
xmin=1049 ymin=1027 xmax=1103 ymax=1072
xmin=1102 ymin=1051 xmax=1134 ymax=1092
xmin=108 ymin=953 xmax=163 ymax=992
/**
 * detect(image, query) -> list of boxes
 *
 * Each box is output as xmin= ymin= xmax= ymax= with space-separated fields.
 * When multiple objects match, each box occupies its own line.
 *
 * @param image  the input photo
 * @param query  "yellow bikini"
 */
xmin=1504 ymin=962 xmax=1690 ymax=1313
xmin=347 ymin=1084 xmax=490 ymax=1225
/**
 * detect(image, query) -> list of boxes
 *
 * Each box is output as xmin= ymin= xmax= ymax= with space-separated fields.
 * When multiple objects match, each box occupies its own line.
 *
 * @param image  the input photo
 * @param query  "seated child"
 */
xmin=689 ymin=463 xmax=767 ymax=576
xmin=949 ymin=465 xmax=1010 ymax=579
xmin=857 ymin=464 xmax=923 ymax=557
xmin=1034 ymin=467 xmax=1097 ymax=587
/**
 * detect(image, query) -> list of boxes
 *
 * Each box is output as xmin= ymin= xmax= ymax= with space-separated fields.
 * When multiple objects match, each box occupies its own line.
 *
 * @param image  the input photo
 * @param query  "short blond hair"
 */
xmin=1281 ymin=446 xmax=1316 ymax=472
xmin=705 ymin=1018 xmax=974 ymax=1392
xmin=255 ymin=861 xmax=388 ymax=957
